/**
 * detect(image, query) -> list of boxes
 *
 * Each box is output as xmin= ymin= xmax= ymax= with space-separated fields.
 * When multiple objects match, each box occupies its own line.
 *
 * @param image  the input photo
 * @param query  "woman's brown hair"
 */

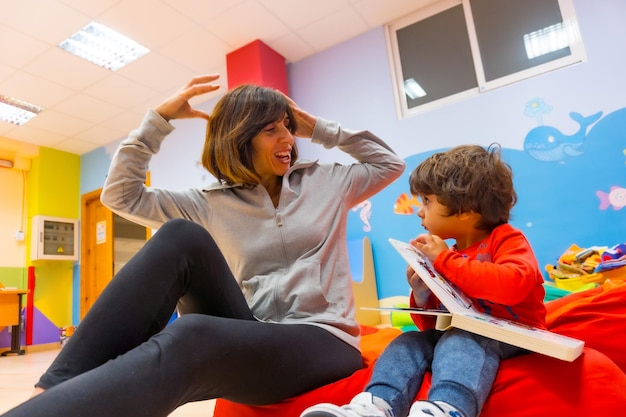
xmin=201 ymin=84 xmax=299 ymax=186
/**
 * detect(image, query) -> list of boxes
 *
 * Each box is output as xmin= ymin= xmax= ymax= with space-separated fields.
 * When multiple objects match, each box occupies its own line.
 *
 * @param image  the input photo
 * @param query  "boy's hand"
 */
xmin=407 ymin=266 xmax=431 ymax=307
xmin=410 ymin=233 xmax=448 ymax=263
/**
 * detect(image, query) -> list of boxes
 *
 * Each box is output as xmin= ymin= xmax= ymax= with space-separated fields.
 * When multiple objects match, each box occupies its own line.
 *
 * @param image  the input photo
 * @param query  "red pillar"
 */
xmin=226 ymin=39 xmax=289 ymax=95
xmin=26 ymin=266 xmax=35 ymax=345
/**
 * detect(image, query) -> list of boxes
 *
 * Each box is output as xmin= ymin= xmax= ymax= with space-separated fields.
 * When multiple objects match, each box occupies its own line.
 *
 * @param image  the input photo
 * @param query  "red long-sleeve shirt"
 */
xmin=409 ymin=223 xmax=547 ymax=331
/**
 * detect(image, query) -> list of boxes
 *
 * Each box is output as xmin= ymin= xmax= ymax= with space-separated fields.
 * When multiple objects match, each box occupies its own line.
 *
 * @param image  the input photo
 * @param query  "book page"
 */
xmin=361 ymin=306 xmax=450 ymax=316
xmin=388 ymin=239 xmax=472 ymax=312
xmin=388 ymin=238 xmax=584 ymax=361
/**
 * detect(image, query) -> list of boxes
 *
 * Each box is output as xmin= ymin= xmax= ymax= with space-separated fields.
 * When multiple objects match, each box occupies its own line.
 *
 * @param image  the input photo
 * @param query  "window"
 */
xmin=386 ymin=0 xmax=585 ymax=118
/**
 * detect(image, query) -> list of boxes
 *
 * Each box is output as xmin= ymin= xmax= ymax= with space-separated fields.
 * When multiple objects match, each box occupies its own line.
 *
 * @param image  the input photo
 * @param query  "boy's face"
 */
xmin=416 ymin=194 xmax=464 ymax=240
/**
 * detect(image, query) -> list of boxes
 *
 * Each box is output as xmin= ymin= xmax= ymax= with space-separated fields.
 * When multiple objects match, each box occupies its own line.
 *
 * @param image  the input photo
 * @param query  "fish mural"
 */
xmin=523 ymin=111 xmax=603 ymax=162
xmin=393 ymin=193 xmax=421 ymax=215
xmin=596 ymin=186 xmax=626 ymax=210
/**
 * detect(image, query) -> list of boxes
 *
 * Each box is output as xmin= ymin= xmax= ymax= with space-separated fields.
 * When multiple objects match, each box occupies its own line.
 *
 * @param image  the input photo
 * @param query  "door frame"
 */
xmin=80 ymin=188 xmax=113 ymax=319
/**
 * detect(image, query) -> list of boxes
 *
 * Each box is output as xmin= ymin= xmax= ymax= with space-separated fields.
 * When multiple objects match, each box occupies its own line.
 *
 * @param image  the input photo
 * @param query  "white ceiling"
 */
xmin=0 ymin=0 xmax=434 ymax=158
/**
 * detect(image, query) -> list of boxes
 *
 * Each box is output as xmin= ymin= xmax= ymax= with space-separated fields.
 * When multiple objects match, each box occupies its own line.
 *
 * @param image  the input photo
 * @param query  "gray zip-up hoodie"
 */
xmin=101 ymin=109 xmax=405 ymax=350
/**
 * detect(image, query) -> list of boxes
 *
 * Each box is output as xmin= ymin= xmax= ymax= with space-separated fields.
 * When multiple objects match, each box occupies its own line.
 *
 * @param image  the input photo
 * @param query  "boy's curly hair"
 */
xmin=409 ymin=144 xmax=517 ymax=231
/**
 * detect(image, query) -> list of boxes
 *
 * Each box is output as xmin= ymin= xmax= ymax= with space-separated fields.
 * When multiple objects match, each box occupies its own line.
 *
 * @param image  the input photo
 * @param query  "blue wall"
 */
xmin=82 ymin=0 xmax=626 ymax=304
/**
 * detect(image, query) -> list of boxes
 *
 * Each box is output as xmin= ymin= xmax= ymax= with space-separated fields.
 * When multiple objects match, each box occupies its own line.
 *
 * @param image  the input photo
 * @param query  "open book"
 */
xmin=375 ymin=239 xmax=585 ymax=362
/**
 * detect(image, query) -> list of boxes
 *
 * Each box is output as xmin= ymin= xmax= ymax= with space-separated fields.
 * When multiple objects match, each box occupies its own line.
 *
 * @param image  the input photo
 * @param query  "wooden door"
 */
xmin=80 ymin=184 xmax=150 ymax=319
xmin=80 ymin=189 xmax=113 ymax=319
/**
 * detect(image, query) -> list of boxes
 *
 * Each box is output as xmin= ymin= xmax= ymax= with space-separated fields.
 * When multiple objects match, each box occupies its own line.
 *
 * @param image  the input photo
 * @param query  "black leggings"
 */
xmin=4 ymin=219 xmax=362 ymax=417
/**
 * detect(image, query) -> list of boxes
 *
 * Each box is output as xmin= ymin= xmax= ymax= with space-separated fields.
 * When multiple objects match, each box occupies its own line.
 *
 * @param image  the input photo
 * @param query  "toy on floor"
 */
xmin=545 ymin=243 xmax=626 ymax=291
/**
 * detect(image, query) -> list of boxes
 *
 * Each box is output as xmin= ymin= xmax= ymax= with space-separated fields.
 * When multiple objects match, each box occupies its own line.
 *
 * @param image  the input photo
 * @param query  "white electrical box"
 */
xmin=31 ymin=215 xmax=79 ymax=261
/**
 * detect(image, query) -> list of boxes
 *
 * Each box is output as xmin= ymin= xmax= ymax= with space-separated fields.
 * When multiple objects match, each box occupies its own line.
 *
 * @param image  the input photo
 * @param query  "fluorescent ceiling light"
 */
xmin=0 ymin=95 xmax=43 ymax=126
xmin=524 ymin=22 xmax=569 ymax=59
xmin=404 ymin=78 xmax=427 ymax=99
xmin=58 ymin=21 xmax=150 ymax=71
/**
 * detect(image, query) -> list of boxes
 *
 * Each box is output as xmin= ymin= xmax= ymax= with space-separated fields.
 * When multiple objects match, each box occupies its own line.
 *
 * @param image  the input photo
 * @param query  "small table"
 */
xmin=0 ymin=289 xmax=28 ymax=356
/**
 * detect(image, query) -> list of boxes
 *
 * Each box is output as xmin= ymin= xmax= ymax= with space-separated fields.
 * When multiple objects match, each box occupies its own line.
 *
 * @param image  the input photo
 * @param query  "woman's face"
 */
xmin=251 ymin=113 xmax=294 ymax=181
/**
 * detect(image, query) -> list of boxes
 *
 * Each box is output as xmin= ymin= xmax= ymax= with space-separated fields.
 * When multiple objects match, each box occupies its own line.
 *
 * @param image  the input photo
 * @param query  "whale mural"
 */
xmin=523 ymin=111 xmax=603 ymax=162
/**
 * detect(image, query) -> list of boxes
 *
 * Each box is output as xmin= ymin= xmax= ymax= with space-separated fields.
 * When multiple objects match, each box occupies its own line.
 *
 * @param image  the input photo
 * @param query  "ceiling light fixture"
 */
xmin=0 ymin=95 xmax=43 ymax=126
xmin=0 ymin=159 xmax=14 ymax=169
xmin=58 ymin=21 xmax=150 ymax=71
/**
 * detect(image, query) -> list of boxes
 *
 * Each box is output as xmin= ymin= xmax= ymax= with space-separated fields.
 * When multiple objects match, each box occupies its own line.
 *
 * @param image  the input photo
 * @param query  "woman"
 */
xmin=3 ymin=74 xmax=405 ymax=417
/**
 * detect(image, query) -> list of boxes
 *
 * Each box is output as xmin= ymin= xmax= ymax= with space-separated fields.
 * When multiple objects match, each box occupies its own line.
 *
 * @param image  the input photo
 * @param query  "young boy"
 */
xmin=300 ymin=144 xmax=547 ymax=417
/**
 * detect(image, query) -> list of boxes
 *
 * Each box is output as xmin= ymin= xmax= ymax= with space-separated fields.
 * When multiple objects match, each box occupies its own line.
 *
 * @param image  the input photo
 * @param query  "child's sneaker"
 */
xmin=408 ymin=400 xmax=465 ymax=417
xmin=300 ymin=392 xmax=391 ymax=417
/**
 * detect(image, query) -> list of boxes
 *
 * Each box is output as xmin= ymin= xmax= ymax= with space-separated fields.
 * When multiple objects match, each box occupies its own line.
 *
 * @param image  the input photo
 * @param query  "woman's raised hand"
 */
xmin=281 ymin=94 xmax=317 ymax=139
xmin=154 ymin=74 xmax=221 ymax=122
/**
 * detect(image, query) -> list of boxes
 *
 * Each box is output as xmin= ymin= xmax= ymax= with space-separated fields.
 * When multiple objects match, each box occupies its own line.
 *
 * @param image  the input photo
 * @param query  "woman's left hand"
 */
xmin=281 ymin=94 xmax=317 ymax=139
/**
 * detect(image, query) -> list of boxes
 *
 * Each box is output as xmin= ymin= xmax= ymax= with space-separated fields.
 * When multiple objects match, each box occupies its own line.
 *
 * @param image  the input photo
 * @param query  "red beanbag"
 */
xmin=416 ymin=347 xmax=626 ymax=416
xmin=545 ymin=278 xmax=626 ymax=372
xmin=484 ymin=347 xmax=626 ymax=416
xmin=213 ymin=326 xmax=400 ymax=417
xmin=214 ymin=279 xmax=626 ymax=417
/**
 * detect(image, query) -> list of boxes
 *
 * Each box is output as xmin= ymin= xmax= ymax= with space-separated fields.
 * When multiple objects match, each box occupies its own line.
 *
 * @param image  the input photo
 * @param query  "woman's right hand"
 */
xmin=154 ymin=74 xmax=221 ymax=122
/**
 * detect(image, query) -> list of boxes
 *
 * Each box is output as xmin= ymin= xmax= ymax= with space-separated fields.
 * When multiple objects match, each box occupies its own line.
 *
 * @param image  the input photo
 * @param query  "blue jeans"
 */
xmin=365 ymin=328 xmax=526 ymax=417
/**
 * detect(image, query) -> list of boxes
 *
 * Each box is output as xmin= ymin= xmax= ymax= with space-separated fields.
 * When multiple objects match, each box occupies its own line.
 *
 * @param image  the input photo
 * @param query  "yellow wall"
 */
xmin=0 ymin=168 xmax=28 ymax=277
xmin=27 ymin=147 xmax=80 ymax=327
xmin=28 ymin=147 xmax=80 ymax=221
